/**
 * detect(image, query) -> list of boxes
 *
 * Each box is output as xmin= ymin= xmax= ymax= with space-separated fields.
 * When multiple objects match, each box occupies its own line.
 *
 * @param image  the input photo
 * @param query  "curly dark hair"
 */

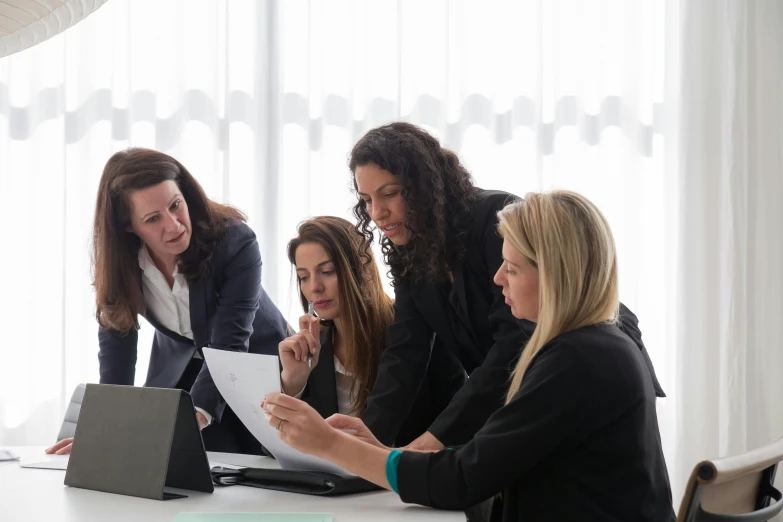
xmin=349 ymin=122 xmax=476 ymax=284
xmin=93 ymin=148 xmax=245 ymax=332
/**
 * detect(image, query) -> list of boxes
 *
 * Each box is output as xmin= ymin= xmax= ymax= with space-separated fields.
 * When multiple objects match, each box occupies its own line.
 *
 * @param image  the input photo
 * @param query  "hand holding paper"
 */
xmin=261 ymin=393 xmax=340 ymax=458
xmin=202 ymin=348 xmax=350 ymax=475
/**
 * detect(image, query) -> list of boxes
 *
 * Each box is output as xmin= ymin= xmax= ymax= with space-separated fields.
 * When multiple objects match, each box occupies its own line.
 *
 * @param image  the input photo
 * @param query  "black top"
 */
xmin=300 ymin=324 xmax=466 ymax=447
xmin=98 ymin=221 xmax=288 ymax=421
xmin=397 ymin=323 xmax=675 ymax=522
xmin=362 ymin=189 xmax=665 ymax=446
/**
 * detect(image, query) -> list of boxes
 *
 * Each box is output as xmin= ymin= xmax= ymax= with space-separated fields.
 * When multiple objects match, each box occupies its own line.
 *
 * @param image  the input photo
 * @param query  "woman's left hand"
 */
xmin=196 ymin=411 xmax=209 ymax=431
xmin=262 ymin=393 xmax=337 ymax=457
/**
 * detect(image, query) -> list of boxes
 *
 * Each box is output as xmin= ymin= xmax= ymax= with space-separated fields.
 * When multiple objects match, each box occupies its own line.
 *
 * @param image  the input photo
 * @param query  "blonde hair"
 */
xmin=499 ymin=190 xmax=619 ymax=403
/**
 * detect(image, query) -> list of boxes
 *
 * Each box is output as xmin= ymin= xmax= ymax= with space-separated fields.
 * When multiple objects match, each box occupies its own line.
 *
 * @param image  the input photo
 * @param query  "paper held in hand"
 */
xmin=202 ymin=348 xmax=352 ymax=476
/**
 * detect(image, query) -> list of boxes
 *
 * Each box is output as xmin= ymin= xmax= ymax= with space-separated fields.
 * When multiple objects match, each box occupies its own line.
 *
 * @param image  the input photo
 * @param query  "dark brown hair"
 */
xmin=349 ymin=122 xmax=477 ymax=284
xmin=287 ymin=216 xmax=394 ymax=414
xmin=92 ymin=148 xmax=245 ymax=332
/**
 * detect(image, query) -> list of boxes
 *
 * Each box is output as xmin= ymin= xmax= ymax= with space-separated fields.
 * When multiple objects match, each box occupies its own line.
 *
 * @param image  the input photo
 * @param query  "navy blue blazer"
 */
xmin=98 ymin=220 xmax=288 ymax=422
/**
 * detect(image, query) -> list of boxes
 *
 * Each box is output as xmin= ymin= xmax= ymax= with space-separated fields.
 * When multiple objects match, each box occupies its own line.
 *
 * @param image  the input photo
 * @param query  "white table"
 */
xmin=1 ymin=447 xmax=464 ymax=522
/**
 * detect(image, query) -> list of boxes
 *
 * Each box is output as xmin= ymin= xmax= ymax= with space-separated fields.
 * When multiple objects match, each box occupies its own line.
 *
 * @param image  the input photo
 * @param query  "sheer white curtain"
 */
xmin=0 ymin=0 xmax=280 ymax=445
xmin=665 ymin=0 xmax=783 ymax=507
xmin=1 ymin=0 xmax=780 ymax=510
xmin=0 ymin=0 xmax=670 ymax=462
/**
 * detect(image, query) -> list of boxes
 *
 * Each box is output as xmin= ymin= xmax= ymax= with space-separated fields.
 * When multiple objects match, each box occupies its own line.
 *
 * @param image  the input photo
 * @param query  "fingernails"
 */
xmin=264 ymin=413 xmax=271 ymax=421
xmin=260 ymin=401 xmax=265 ymax=408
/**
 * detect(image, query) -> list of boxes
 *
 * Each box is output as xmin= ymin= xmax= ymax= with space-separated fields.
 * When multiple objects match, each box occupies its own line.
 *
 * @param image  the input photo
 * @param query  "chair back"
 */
xmin=677 ymin=437 xmax=783 ymax=522
xmin=56 ymin=383 xmax=86 ymax=441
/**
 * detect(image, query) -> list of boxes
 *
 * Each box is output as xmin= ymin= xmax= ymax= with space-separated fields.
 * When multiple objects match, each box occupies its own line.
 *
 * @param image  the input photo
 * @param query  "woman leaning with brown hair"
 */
xmin=47 ymin=148 xmax=288 ymax=455
xmin=278 ymin=216 xmax=465 ymax=446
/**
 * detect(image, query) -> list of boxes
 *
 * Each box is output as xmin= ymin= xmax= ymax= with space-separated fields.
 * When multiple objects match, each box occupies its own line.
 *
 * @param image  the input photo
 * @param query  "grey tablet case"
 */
xmin=64 ymin=384 xmax=214 ymax=500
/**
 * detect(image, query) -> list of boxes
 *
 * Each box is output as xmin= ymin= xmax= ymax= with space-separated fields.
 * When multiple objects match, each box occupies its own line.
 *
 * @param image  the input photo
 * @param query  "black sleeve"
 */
xmin=361 ymin=280 xmax=436 ymax=446
xmin=190 ymin=224 xmax=266 ymax=421
xmin=428 ymin=204 xmax=534 ymax=446
xmin=98 ymin=326 xmax=138 ymax=385
xmin=397 ymin=340 xmax=601 ymax=510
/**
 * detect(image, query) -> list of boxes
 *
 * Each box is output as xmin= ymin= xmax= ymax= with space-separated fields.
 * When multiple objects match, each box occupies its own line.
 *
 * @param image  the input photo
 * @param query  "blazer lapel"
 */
xmin=188 ymin=279 xmax=209 ymax=350
xmin=412 ymin=284 xmax=460 ymax=354
xmin=306 ymin=330 xmax=339 ymax=417
xmin=451 ymin=260 xmax=488 ymax=366
xmin=451 ymin=263 xmax=471 ymax=327
xmin=144 ymin=308 xmax=195 ymax=346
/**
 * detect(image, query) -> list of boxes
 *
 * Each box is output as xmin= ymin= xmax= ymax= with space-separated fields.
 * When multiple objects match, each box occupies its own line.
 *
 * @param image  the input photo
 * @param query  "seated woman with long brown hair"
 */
xmin=278 ymin=216 xmax=465 ymax=446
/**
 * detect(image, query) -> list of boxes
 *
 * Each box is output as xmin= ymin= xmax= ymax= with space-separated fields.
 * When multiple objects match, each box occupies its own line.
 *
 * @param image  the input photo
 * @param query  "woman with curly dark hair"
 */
xmin=46 ymin=148 xmax=288 ymax=456
xmin=349 ymin=122 xmax=665 ymax=453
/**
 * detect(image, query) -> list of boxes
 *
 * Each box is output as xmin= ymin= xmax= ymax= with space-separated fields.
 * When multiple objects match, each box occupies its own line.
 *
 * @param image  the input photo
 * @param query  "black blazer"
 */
xmin=300 ymin=324 xmax=467 ymax=447
xmin=98 ymin=221 xmax=288 ymax=422
xmin=396 ymin=323 xmax=676 ymax=522
xmin=362 ymin=189 xmax=665 ymax=446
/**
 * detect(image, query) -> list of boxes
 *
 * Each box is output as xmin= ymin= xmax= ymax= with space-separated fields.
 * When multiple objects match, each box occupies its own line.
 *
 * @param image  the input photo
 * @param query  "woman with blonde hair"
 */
xmin=261 ymin=191 xmax=675 ymax=522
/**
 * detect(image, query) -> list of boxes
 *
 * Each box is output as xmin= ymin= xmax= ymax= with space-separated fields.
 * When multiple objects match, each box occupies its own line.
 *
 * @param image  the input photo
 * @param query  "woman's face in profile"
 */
xmin=126 ymin=180 xmax=192 ymax=260
xmin=354 ymin=163 xmax=410 ymax=246
xmin=295 ymin=241 xmax=340 ymax=321
xmin=494 ymin=239 xmax=540 ymax=322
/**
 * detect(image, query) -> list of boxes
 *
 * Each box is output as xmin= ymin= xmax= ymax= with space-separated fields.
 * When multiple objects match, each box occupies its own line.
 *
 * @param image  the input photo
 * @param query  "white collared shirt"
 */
xmin=138 ymin=245 xmax=193 ymax=340
xmin=333 ymin=356 xmax=359 ymax=417
xmin=138 ymin=245 xmax=212 ymax=425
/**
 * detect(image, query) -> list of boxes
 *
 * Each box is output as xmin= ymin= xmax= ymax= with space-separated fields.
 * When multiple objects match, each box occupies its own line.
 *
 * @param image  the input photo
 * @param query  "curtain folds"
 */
xmin=1 ymin=1 xmax=781 ymax=510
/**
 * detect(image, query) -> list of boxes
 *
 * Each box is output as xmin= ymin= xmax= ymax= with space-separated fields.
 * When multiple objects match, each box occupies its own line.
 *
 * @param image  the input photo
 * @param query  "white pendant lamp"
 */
xmin=0 ymin=0 xmax=110 ymax=58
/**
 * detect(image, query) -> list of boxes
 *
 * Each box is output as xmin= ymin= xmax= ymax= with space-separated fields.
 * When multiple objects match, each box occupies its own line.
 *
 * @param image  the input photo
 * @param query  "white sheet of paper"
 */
xmin=19 ymin=454 xmax=69 ymax=470
xmin=208 ymin=461 xmax=246 ymax=470
xmin=203 ymin=348 xmax=352 ymax=475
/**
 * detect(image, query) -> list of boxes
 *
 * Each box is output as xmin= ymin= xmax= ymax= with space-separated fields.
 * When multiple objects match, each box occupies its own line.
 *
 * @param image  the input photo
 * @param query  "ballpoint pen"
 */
xmin=307 ymin=301 xmax=316 ymax=369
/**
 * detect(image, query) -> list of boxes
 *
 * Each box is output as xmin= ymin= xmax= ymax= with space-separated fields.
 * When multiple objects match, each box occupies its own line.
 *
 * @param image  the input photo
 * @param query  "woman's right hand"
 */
xmin=45 ymin=438 xmax=74 ymax=455
xmin=326 ymin=415 xmax=387 ymax=449
xmin=279 ymin=314 xmax=321 ymax=396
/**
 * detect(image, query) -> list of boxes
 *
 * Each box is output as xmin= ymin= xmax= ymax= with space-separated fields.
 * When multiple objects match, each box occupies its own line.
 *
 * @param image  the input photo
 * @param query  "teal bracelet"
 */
xmin=385 ymin=449 xmax=403 ymax=494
